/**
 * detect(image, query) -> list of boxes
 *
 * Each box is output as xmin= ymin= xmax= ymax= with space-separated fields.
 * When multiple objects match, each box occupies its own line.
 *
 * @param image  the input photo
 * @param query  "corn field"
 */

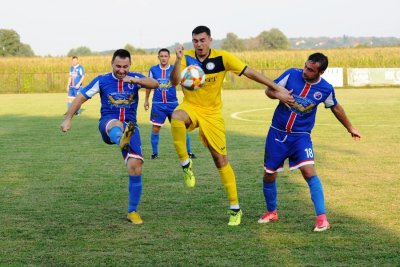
xmin=0 ymin=47 xmax=399 ymax=93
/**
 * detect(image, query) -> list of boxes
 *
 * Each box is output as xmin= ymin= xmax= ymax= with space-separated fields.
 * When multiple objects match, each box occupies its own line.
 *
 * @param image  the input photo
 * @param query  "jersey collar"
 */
xmin=195 ymin=49 xmax=211 ymax=62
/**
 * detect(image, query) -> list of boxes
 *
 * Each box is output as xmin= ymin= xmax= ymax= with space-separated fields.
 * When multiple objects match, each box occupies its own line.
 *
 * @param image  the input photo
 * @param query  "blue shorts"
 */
xmin=99 ymin=116 xmax=143 ymax=162
xmin=264 ymin=127 xmax=314 ymax=173
xmin=150 ymin=102 xmax=178 ymax=126
xmin=68 ymin=86 xmax=81 ymax=97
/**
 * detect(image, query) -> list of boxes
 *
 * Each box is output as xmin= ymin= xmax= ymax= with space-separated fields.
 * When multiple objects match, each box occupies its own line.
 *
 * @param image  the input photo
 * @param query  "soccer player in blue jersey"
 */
xmin=60 ymin=49 xmax=158 ymax=225
xmin=144 ymin=48 xmax=196 ymax=160
xmin=66 ymin=56 xmax=85 ymax=115
xmin=170 ymin=26 xmax=294 ymax=226
xmin=258 ymin=53 xmax=362 ymax=231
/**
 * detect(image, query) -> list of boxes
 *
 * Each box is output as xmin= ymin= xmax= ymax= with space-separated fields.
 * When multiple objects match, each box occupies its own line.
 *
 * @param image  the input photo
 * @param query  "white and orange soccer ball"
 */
xmin=180 ymin=65 xmax=206 ymax=91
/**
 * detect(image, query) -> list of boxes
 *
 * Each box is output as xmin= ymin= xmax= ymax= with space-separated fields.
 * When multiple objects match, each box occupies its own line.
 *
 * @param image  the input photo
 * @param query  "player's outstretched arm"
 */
xmin=123 ymin=76 xmax=159 ymax=89
xmin=60 ymin=94 xmax=88 ymax=132
xmin=244 ymin=67 xmax=294 ymax=106
xmin=170 ymin=44 xmax=184 ymax=86
xmin=144 ymin=89 xmax=151 ymax=111
xmin=330 ymin=103 xmax=362 ymax=140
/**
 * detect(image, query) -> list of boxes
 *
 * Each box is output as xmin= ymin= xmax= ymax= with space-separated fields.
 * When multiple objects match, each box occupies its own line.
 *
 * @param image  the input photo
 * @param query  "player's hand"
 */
xmin=276 ymin=88 xmax=294 ymax=107
xmin=349 ymin=127 xmax=362 ymax=140
xmin=144 ymin=100 xmax=149 ymax=111
xmin=175 ymin=44 xmax=184 ymax=60
xmin=60 ymin=119 xmax=72 ymax=132
xmin=123 ymin=76 xmax=138 ymax=84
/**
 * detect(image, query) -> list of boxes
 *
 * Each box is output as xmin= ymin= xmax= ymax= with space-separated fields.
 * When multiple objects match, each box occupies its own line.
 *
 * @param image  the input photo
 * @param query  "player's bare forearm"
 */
xmin=265 ymin=86 xmax=294 ymax=107
xmin=61 ymin=94 xmax=87 ymax=132
xmin=67 ymin=77 xmax=72 ymax=91
xmin=77 ymin=75 xmax=85 ymax=87
xmin=245 ymin=67 xmax=294 ymax=105
xmin=145 ymin=89 xmax=151 ymax=101
xmin=66 ymin=94 xmax=87 ymax=118
xmin=265 ymin=87 xmax=278 ymax=99
xmin=170 ymin=57 xmax=182 ymax=86
xmin=243 ymin=67 xmax=280 ymax=91
xmin=144 ymin=89 xmax=151 ymax=111
xmin=331 ymin=104 xmax=362 ymax=140
xmin=124 ymin=77 xmax=158 ymax=89
xmin=171 ymin=44 xmax=184 ymax=86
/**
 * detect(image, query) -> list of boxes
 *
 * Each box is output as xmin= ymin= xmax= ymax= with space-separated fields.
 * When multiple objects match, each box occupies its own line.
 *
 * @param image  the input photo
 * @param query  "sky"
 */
xmin=1 ymin=0 xmax=399 ymax=56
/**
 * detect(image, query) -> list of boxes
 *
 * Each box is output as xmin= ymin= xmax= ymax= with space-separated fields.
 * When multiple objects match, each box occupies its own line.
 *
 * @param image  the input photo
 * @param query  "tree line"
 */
xmin=2 ymin=28 xmax=400 ymax=57
xmin=0 ymin=29 xmax=34 ymax=56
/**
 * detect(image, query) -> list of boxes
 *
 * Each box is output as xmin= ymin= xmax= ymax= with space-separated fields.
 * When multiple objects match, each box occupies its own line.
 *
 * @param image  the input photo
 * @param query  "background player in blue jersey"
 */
xmin=60 ymin=49 xmax=158 ymax=225
xmin=66 ymin=56 xmax=85 ymax=115
xmin=258 ymin=53 xmax=362 ymax=231
xmin=144 ymin=48 xmax=196 ymax=160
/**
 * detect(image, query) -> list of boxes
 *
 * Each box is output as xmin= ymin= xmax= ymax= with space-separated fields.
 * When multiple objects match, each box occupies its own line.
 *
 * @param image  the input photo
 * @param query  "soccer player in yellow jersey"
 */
xmin=170 ymin=25 xmax=294 ymax=226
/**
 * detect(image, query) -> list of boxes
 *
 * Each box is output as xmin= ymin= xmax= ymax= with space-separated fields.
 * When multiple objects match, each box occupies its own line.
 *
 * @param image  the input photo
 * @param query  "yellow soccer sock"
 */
xmin=171 ymin=119 xmax=189 ymax=162
xmin=218 ymin=163 xmax=239 ymax=206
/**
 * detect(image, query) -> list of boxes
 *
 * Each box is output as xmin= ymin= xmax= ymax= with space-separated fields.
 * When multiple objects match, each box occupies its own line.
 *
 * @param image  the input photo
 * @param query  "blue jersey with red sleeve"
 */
xmin=80 ymin=72 xmax=145 ymax=123
xmin=148 ymin=64 xmax=178 ymax=103
xmin=271 ymin=68 xmax=338 ymax=134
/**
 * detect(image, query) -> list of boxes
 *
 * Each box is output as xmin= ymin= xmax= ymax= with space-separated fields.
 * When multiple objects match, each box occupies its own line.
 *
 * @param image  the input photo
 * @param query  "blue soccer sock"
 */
xmin=263 ymin=180 xmax=277 ymax=212
xmin=128 ymin=175 xmax=142 ymax=212
xmin=108 ymin=126 xmax=123 ymax=145
xmin=306 ymin=175 xmax=326 ymax=216
xmin=67 ymin=102 xmax=72 ymax=110
xmin=186 ymin=133 xmax=192 ymax=153
xmin=150 ymin=131 xmax=159 ymax=154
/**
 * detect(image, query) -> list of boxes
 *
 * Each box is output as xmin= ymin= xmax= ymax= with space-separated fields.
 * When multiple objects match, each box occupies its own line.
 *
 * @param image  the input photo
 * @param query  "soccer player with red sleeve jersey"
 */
xmin=259 ymin=53 xmax=361 ymax=231
xmin=61 ymin=49 xmax=158 ymax=225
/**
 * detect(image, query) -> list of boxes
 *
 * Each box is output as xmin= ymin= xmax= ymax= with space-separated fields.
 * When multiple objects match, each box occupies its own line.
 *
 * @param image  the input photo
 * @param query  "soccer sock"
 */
xmin=128 ymin=175 xmax=142 ymax=212
xmin=150 ymin=131 xmax=159 ymax=154
xmin=263 ymin=180 xmax=277 ymax=212
xmin=108 ymin=126 xmax=123 ymax=145
xmin=306 ymin=175 xmax=326 ymax=216
xmin=67 ymin=102 xmax=72 ymax=110
xmin=171 ymin=119 xmax=189 ymax=163
xmin=186 ymin=133 xmax=192 ymax=154
xmin=218 ymin=163 xmax=239 ymax=207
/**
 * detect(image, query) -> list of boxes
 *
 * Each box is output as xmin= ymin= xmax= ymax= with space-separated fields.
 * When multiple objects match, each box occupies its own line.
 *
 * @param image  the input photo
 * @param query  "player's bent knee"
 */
xmin=127 ymin=158 xmax=143 ymax=176
xmin=172 ymin=109 xmax=189 ymax=121
xmin=263 ymin=172 xmax=277 ymax=182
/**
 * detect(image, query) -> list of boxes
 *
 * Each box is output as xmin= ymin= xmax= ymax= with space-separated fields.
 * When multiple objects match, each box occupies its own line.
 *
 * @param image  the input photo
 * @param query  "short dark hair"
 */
xmin=158 ymin=48 xmax=170 ymax=55
xmin=192 ymin=25 xmax=211 ymax=37
xmin=72 ymin=56 xmax=78 ymax=60
xmin=112 ymin=49 xmax=131 ymax=62
xmin=308 ymin=53 xmax=328 ymax=71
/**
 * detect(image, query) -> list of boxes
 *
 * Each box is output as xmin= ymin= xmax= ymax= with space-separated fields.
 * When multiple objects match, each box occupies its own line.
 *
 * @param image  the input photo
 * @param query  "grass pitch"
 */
xmin=0 ymin=89 xmax=399 ymax=266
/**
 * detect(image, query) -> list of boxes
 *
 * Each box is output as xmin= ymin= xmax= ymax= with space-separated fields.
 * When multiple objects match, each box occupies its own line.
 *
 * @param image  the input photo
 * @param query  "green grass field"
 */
xmin=0 ymin=89 xmax=399 ymax=266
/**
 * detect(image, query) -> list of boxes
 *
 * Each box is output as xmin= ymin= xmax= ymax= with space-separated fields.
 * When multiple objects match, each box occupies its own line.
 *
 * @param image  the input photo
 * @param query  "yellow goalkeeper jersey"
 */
xmin=181 ymin=48 xmax=247 ymax=112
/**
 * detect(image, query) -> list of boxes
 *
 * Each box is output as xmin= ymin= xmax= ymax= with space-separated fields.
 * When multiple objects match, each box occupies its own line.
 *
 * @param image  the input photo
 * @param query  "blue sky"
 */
xmin=1 ymin=0 xmax=399 ymax=56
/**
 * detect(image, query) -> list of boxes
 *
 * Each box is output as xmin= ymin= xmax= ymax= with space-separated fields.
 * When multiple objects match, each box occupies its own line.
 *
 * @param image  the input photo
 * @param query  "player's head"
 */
xmin=302 ymin=53 xmax=328 ymax=83
xmin=192 ymin=25 xmax=212 ymax=58
xmin=71 ymin=56 xmax=79 ymax=66
xmin=111 ymin=49 xmax=131 ymax=80
xmin=158 ymin=48 xmax=170 ymax=67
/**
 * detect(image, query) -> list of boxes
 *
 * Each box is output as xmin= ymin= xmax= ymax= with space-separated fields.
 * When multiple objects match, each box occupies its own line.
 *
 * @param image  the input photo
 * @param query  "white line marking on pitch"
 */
xmin=230 ymin=108 xmax=400 ymax=127
xmin=231 ymin=108 xmax=272 ymax=122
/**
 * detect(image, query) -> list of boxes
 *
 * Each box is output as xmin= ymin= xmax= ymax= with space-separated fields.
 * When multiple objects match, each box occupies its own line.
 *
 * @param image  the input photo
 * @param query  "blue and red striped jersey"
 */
xmin=271 ymin=68 xmax=338 ymax=134
xmin=148 ymin=64 xmax=178 ymax=104
xmin=80 ymin=72 xmax=145 ymax=123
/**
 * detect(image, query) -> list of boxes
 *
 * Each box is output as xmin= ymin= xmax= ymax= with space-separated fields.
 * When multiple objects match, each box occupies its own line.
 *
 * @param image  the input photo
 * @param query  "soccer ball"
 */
xmin=180 ymin=65 xmax=206 ymax=91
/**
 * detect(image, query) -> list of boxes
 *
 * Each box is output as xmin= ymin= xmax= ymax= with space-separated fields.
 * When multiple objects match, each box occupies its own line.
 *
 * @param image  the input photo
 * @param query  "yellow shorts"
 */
xmin=176 ymin=101 xmax=227 ymax=155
